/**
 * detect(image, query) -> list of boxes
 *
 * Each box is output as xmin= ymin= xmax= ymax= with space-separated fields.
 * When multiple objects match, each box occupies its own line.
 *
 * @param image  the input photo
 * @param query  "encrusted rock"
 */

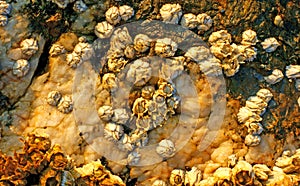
xmin=261 ymin=37 xmax=280 ymax=52
xmin=156 ymin=139 xmax=176 ymax=158
xmin=95 ymin=21 xmax=114 ymax=39
xmin=159 ymin=3 xmax=182 ymax=24
xmin=12 ymin=59 xmax=30 ymax=78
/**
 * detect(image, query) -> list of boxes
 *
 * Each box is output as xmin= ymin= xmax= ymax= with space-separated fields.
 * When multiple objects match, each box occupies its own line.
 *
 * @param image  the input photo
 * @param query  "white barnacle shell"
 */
xmin=118 ymin=134 xmax=133 ymax=151
xmin=155 ymin=38 xmax=178 ymax=57
xmin=232 ymin=160 xmax=254 ymax=185
xmin=159 ymin=3 xmax=182 ymax=24
xmin=180 ymin=13 xmax=198 ymax=29
xmin=261 ymin=37 xmax=280 ymax=52
xmin=156 ymin=139 xmax=176 ymax=158
xmin=104 ymin=122 xmax=124 ymax=141
xmin=245 ymin=122 xmax=264 ymax=135
xmin=110 ymin=27 xmax=133 ymax=51
xmin=97 ymin=105 xmax=113 ymax=121
xmin=141 ymin=85 xmax=155 ymax=99
xmin=285 ymin=65 xmax=300 ymax=79
xmin=256 ymin=88 xmax=273 ymax=103
xmin=184 ymin=166 xmax=202 ymax=186
xmin=0 ymin=15 xmax=8 ymax=26
xmin=12 ymin=59 xmax=30 ymax=78
xmin=253 ymin=164 xmax=271 ymax=181
xmin=210 ymin=43 xmax=233 ymax=59
xmin=274 ymin=15 xmax=283 ymax=27
xmin=213 ymin=167 xmax=233 ymax=185
xmin=47 ymin=91 xmax=62 ymax=106
xmin=244 ymin=134 xmax=261 ymax=146
xmin=127 ymin=150 xmax=141 ymax=165
xmin=245 ymin=96 xmax=267 ymax=115
xmin=241 ymin=46 xmax=257 ymax=62
xmin=73 ymin=41 xmax=93 ymax=61
xmin=157 ymin=81 xmax=174 ymax=97
xmin=20 ymin=38 xmax=39 ymax=56
xmin=73 ymin=0 xmax=87 ymax=13
xmin=241 ymin=29 xmax=258 ymax=46
xmin=126 ymin=59 xmax=152 ymax=86
xmin=132 ymin=97 xmax=149 ymax=116
xmin=196 ymin=13 xmax=213 ymax=33
xmin=112 ymin=108 xmax=129 ymax=124
xmin=133 ymin=34 xmax=151 ymax=53
xmin=169 ymin=169 xmax=185 ymax=186
xmin=49 ymin=44 xmax=66 ymax=57
xmin=119 ymin=5 xmax=134 ymax=21
xmin=264 ymin=69 xmax=284 ymax=85
xmin=102 ymin=73 xmax=118 ymax=90
xmin=57 ymin=95 xmax=73 ymax=114
xmin=237 ymin=106 xmax=261 ymax=124
xmin=124 ymin=45 xmax=136 ymax=59
xmin=222 ymin=56 xmax=241 ymax=77
xmin=66 ymin=52 xmax=81 ymax=68
xmin=152 ymin=180 xmax=167 ymax=186
xmin=208 ymin=30 xmax=232 ymax=46
xmin=0 ymin=1 xmax=12 ymax=15
xmin=105 ymin=6 xmax=121 ymax=25
xmin=95 ymin=21 xmax=114 ymax=39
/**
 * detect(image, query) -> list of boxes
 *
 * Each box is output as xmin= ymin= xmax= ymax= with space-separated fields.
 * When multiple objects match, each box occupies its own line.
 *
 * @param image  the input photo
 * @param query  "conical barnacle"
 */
xmin=245 ymin=96 xmax=268 ymax=115
xmin=253 ymin=164 xmax=272 ymax=181
xmin=126 ymin=59 xmax=152 ymax=86
xmin=180 ymin=13 xmax=198 ymax=29
xmin=265 ymin=167 xmax=293 ymax=186
xmin=95 ymin=21 xmax=114 ymax=39
xmin=135 ymin=117 xmax=152 ymax=132
xmin=47 ymin=90 xmax=62 ymax=106
xmin=245 ymin=134 xmax=261 ymax=146
xmin=155 ymin=38 xmax=178 ymax=57
xmin=66 ymin=52 xmax=81 ymax=68
xmin=141 ymin=85 xmax=155 ymax=99
xmin=241 ymin=46 xmax=257 ymax=62
xmin=285 ymin=65 xmax=300 ymax=79
xmin=12 ymin=59 xmax=30 ymax=78
xmin=232 ymin=160 xmax=254 ymax=186
xmin=112 ymin=108 xmax=129 ymax=124
xmin=167 ymin=96 xmax=180 ymax=114
xmin=159 ymin=3 xmax=182 ymax=24
xmin=107 ymin=56 xmax=128 ymax=72
xmin=73 ymin=0 xmax=87 ymax=13
xmin=210 ymin=43 xmax=233 ymax=59
xmin=132 ymin=97 xmax=149 ymax=116
xmin=261 ymin=37 xmax=280 ymax=53
xmin=241 ymin=29 xmax=258 ymax=46
xmin=170 ymin=169 xmax=185 ymax=186
xmin=184 ymin=46 xmax=211 ymax=63
xmin=133 ymin=34 xmax=151 ymax=53
xmin=153 ymin=179 xmax=167 ymax=186
xmin=208 ymin=30 xmax=232 ymax=46
xmin=57 ymin=95 xmax=73 ymax=114
xmin=160 ymin=57 xmax=184 ymax=81
xmin=73 ymin=41 xmax=93 ymax=62
xmin=97 ymin=105 xmax=113 ymax=121
xmin=157 ymin=81 xmax=174 ymax=97
xmin=102 ymin=73 xmax=119 ymax=90
xmin=221 ymin=55 xmax=241 ymax=77
xmin=119 ymin=5 xmax=134 ymax=21
xmin=127 ymin=150 xmax=141 ymax=165
xmin=256 ymin=88 xmax=273 ymax=103
xmin=213 ymin=167 xmax=233 ymax=186
xmin=264 ymin=69 xmax=284 ymax=85
xmin=118 ymin=134 xmax=134 ymax=151
xmin=105 ymin=6 xmax=121 ymax=25
xmin=104 ymin=122 xmax=124 ymax=141
xmin=275 ymin=150 xmax=300 ymax=174
xmin=184 ymin=166 xmax=202 ymax=185
xmin=49 ymin=43 xmax=66 ymax=57
xmin=156 ymin=139 xmax=176 ymax=158
xmin=20 ymin=38 xmax=39 ymax=56
xmin=196 ymin=13 xmax=213 ymax=33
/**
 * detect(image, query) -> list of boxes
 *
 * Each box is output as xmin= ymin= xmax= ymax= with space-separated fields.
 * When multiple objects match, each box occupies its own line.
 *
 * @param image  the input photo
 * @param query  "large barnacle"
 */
xmin=208 ymin=30 xmax=232 ymax=46
xmin=180 ymin=13 xmax=198 ymax=29
xmin=156 ymin=139 xmax=176 ymax=158
xmin=184 ymin=166 xmax=202 ymax=185
xmin=244 ymin=134 xmax=261 ymax=146
xmin=261 ymin=37 xmax=280 ymax=53
xmin=47 ymin=91 xmax=62 ymax=106
xmin=12 ymin=59 xmax=30 ymax=78
xmin=105 ymin=6 xmax=121 ymax=25
xmin=253 ymin=164 xmax=271 ymax=181
xmin=102 ymin=73 xmax=119 ymax=90
xmin=141 ymin=85 xmax=155 ymax=99
xmin=285 ymin=65 xmax=300 ymax=79
xmin=57 ymin=95 xmax=73 ymax=114
xmin=134 ymin=34 xmax=151 ymax=53
xmin=0 ymin=1 xmax=12 ymax=15
xmin=213 ymin=167 xmax=233 ymax=186
xmin=232 ymin=160 xmax=254 ymax=186
xmin=155 ymin=38 xmax=178 ymax=57
xmin=119 ymin=5 xmax=134 ymax=21
xmin=104 ymin=122 xmax=124 ymax=141
xmin=169 ymin=169 xmax=185 ymax=186
xmin=95 ymin=21 xmax=114 ymax=39
xmin=97 ymin=105 xmax=113 ymax=121
xmin=132 ymin=97 xmax=149 ymax=116
xmin=20 ymin=38 xmax=39 ymax=57
xmin=49 ymin=44 xmax=66 ymax=57
xmin=241 ymin=29 xmax=258 ymax=46
xmin=197 ymin=13 xmax=213 ymax=33
xmin=159 ymin=4 xmax=182 ymax=24
xmin=0 ymin=14 xmax=7 ymax=26
xmin=126 ymin=59 xmax=152 ymax=86
xmin=112 ymin=108 xmax=129 ymax=124
xmin=264 ymin=69 xmax=284 ymax=85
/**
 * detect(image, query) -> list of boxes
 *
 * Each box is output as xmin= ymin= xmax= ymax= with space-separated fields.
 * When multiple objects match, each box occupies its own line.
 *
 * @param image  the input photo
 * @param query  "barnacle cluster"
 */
xmin=0 ymin=0 xmax=11 ymax=26
xmin=208 ymin=29 xmax=258 ymax=76
xmin=237 ymin=88 xmax=273 ymax=146
xmin=47 ymin=91 xmax=73 ymax=114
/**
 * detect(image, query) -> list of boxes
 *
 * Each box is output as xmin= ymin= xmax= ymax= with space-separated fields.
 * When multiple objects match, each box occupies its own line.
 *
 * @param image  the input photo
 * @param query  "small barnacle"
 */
xmin=169 ymin=169 xmax=185 ymax=186
xmin=241 ymin=46 xmax=257 ymax=62
xmin=127 ymin=150 xmax=141 ymax=165
xmin=245 ymin=96 xmax=267 ymax=114
xmin=152 ymin=180 xmax=167 ymax=186
xmin=228 ymin=154 xmax=237 ymax=168
xmin=0 ymin=1 xmax=12 ymax=15
xmin=159 ymin=3 xmax=182 ymax=24
xmin=253 ymin=164 xmax=271 ymax=181
xmin=237 ymin=106 xmax=261 ymax=124
xmin=12 ymin=59 xmax=30 ymax=78
xmin=155 ymin=38 xmax=178 ymax=57
xmin=20 ymin=38 xmax=39 ymax=56
xmin=184 ymin=166 xmax=202 ymax=185
xmin=245 ymin=122 xmax=264 ymax=135
xmin=73 ymin=0 xmax=88 ymax=13
xmin=244 ymin=134 xmax=261 ymax=147
xmin=222 ymin=56 xmax=241 ymax=77
xmin=73 ymin=41 xmax=93 ymax=61
xmin=47 ymin=91 xmax=62 ymax=106
xmin=156 ymin=139 xmax=176 ymax=158
xmin=157 ymin=81 xmax=174 ymax=97
xmin=110 ymin=27 xmax=133 ymax=51
xmin=95 ymin=21 xmax=114 ymax=39
xmin=118 ymin=134 xmax=133 ymax=151
xmin=210 ymin=43 xmax=233 ymax=59
xmin=119 ymin=5 xmax=134 ymax=21
xmin=112 ymin=108 xmax=129 ymax=124
xmin=49 ymin=44 xmax=66 ymax=57
xmin=107 ymin=57 xmax=128 ymax=72
xmin=196 ymin=13 xmax=213 ymax=33
xmin=105 ymin=6 xmax=121 ymax=25
xmin=256 ymin=88 xmax=273 ymax=103
xmin=133 ymin=34 xmax=151 ymax=53
xmin=180 ymin=13 xmax=198 ymax=29
xmin=132 ymin=97 xmax=149 ymax=116
xmin=241 ymin=29 xmax=258 ymax=46
xmin=184 ymin=46 xmax=211 ymax=63
xmin=213 ymin=167 xmax=233 ymax=186
xmin=104 ymin=122 xmax=124 ymax=141
xmin=167 ymin=96 xmax=180 ymax=114
xmin=274 ymin=15 xmax=284 ymax=27
xmin=285 ymin=65 xmax=300 ymax=79
xmin=232 ymin=160 xmax=254 ymax=186
xmin=0 ymin=15 xmax=8 ymax=26
xmin=97 ymin=105 xmax=113 ymax=121
xmin=136 ymin=117 xmax=152 ymax=132
xmin=264 ymin=69 xmax=284 ymax=85
xmin=66 ymin=52 xmax=81 ymax=68
xmin=261 ymin=37 xmax=280 ymax=53
xmin=124 ymin=45 xmax=136 ymax=59
xmin=126 ymin=59 xmax=152 ymax=86
xmin=57 ymin=95 xmax=73 ymax=114
xmin=102 ymin=73 xmax=118 ymax=90
xmin=141 ymin=85 xmax=155 ymax=99
xmin=208 ymin=30 xmax=232 ymax=46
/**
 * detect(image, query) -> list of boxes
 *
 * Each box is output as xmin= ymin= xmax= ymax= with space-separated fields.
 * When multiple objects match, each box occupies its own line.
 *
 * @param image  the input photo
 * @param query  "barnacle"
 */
xmin=232 ymin=160 xmax=254 ymax=185
xmin=274 ymin=15 xmax=284 ymax=27
xmin=153 ymin=179 xmax=167 ymax=186
xmin=244 ymin=134 xmax=261 ymax=146
xmin=196 ymin=13 xmax=213 ymax=33
xmin=0 ymin=1 xmax=12 ymax=15
xmin=119 ymin=5 xmax=134 ymax=21
xmin=155 ymin=38 xmax=178 ymax=57
xmin=256 ymin=88 xmax=273 ymax=103
xmin=213 ymin=167 xmax=233 ymax=186
xmin=156 ymin=139 xmax=176 ymax=158
xmin=261 ymin=37 xmax=280 ymax=53
xmin=169 ymin=169 xmax=185 ymax=186
xmin=104 ymin=122 xmax=124 ymax=141
xmin=210 ymin=43 xmax=233 ymax=59
xmin=208 ymin=30 xmax=232 ymax=46
xmin=141 ymin=85 xmax=155 ymax=99
xmin=47 ymin=91 xmax=62 ymax=106
xmin=285 ymin=65 xmax=300 ymax=79
xmin=111 ymin=108 xmax=129 ymax=124
xmin=159 ymin=3 xmax=182 ymax=24
xmin=49 ymin=43 xmax=66 ymax=57
xmin=264 ymin=69 xmax=284 ymax=85
xmin=0 ymin=14 xmax=7 ymax=26
xmin=184 ymin=166 xmax=202 ymax=185
xmin=132 ymin=97 xmax=149 ymax=116
xmin=157 ymin=81 xmax=174 ymax=97
xmin=102 ymin=73 xmax=119 ymax=90
xmin=241 ymin=29 xmax=258 ymax=46
xmin=105 ymin=6 xmax=121 ymax=25
xmin=126 ymin=59 xmax=152 ymax=86
xmin=57 ymin=95 xmax=73 ymax=114
xmin=253 ymin=164 xmax=271 ymax=181
xmin=180 ymin=13 xmax=198 ymax=29
xmin=12 ymin=59 xmax=30 ymax=78
xmin=133 ymin=34 xmax=151 ymax=53
xmin=94 ymin=21 xmax=114 ymax=39
xmin=20 ymin=38 xmax=39 ymax=56
xmin=97 ymin=105 xmax=113 ymax=121
xmin=127 ymin=150 xmax=141 ymax=165
xmin=124 ymin=44 xmax=136 ymax=59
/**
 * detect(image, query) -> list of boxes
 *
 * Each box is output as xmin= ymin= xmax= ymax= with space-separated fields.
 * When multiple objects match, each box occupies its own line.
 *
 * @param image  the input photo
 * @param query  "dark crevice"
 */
xmin=33 ymin=39 xmax=51 ymax=77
